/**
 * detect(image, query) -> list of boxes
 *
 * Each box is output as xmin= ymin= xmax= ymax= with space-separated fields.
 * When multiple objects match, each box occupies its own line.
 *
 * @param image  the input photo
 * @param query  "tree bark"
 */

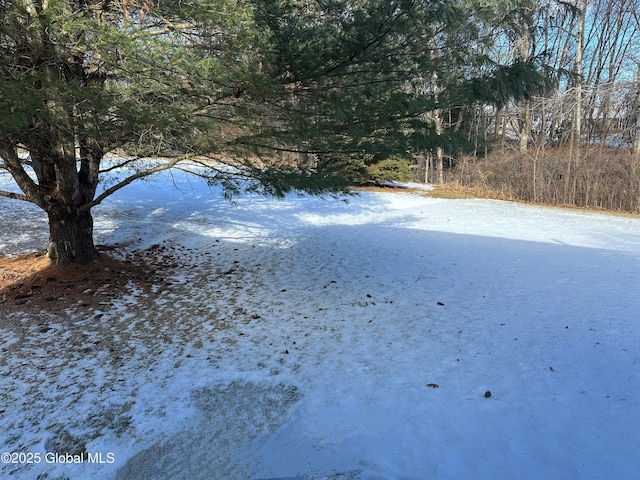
xmin=634 ymin=74 xmax=640 ymax=162
xmin=436 ymin=146 xmax=444 ymax=185
xmin=47 ymin=207 xmax=100 ymax=265
xmin=634 ymin=108 xmax=640 ymax=161
xmin=518 ymin=102 xmax=531 ymax=154
xmin=0 ymin=146 xmax=101 ymax=265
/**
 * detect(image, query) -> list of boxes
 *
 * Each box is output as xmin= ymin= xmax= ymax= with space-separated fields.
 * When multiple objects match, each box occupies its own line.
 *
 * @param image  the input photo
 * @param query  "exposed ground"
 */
xmin=0 ymin=249 xmax=167 ymax=315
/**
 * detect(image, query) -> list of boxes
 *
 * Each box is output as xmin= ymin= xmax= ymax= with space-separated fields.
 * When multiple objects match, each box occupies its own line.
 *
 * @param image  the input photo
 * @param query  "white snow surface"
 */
xmin=1 ymin=167 xmax=639 ymax=480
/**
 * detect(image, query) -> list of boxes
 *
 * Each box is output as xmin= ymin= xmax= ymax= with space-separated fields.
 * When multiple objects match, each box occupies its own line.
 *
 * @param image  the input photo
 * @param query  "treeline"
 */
xmin=411 ymin=0 xmax=640 ymax=212
xmin=451 ymin=148 xmax=640 ymax=212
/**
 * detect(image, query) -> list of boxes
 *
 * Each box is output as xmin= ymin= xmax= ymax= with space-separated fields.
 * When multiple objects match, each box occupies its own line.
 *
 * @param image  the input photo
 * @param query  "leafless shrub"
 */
xmin=452 ymin=147 xmax=640 ymax=212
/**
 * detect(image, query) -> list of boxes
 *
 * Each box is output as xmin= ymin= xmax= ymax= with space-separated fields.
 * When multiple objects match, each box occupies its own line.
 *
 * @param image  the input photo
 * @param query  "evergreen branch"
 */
xmin=233 ymin=140 xmax=361 ymax=156
xmin=172 ymin=163 xmax=252 ymax=181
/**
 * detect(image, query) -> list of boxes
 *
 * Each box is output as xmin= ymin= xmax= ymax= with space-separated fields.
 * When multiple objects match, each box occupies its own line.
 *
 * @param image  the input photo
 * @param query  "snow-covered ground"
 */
xmin=1 ymin=167 xmax=639 ymax=479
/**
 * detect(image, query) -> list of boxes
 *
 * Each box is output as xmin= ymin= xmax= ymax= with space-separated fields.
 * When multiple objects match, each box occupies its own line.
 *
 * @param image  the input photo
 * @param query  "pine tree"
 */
xmin=0 ymin=0 xmax=550 ymax=264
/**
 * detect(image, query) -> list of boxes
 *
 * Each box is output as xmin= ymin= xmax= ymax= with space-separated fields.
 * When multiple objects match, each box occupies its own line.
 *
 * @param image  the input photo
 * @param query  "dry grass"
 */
xmin=450 ymin=147 xmax=640 ymax=213
xmin=414 ymin=184 xmax=479 ymax=199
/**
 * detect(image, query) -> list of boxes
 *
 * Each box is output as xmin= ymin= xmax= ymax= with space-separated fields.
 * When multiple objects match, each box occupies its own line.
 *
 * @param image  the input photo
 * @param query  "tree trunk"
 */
xmin=517 ymin=101 xmax=531 ymax=153
xmin=634 ymin=108 xmax=640 ymax=162
xmin=47 ymin=207 xmax=100 ymax=265
xmin=431 ymin=71 xmax=445 ymax=185
xmin=634 ymin=76 xmax=640 ymax=161
xmin=436 ymin=146 xmax=444 ymax=185
xmin=572 ymin=0 xmax=587 ymax=158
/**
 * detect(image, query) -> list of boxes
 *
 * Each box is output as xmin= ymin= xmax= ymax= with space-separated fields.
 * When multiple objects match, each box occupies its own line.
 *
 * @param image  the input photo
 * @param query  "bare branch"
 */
xmin=99 ymin=156 xmax=147 ymax=173
xmin=0 ymin=189 xmax=30 ymax=202
xmin=79 ymin=154 xmax=196 ymax=212
xmin=0 ymin=143 xmax=44 ymax=208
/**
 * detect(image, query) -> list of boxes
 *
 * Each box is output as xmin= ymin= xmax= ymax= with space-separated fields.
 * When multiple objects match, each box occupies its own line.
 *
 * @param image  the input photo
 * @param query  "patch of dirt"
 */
xmin=0 ymin=245 xmax=175 ymax=315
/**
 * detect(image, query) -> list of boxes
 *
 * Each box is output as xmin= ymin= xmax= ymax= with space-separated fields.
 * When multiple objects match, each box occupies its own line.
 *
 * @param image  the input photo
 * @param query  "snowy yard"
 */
xmin=1 ymin=168 xmax=639 ymax=479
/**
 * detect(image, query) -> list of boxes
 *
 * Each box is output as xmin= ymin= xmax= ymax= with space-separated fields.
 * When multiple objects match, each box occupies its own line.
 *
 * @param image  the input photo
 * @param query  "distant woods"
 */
xmin=416 ymin=0 xmax=640 ymax=212
xmin=451 ymin=149 xmax=640 ymax=212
